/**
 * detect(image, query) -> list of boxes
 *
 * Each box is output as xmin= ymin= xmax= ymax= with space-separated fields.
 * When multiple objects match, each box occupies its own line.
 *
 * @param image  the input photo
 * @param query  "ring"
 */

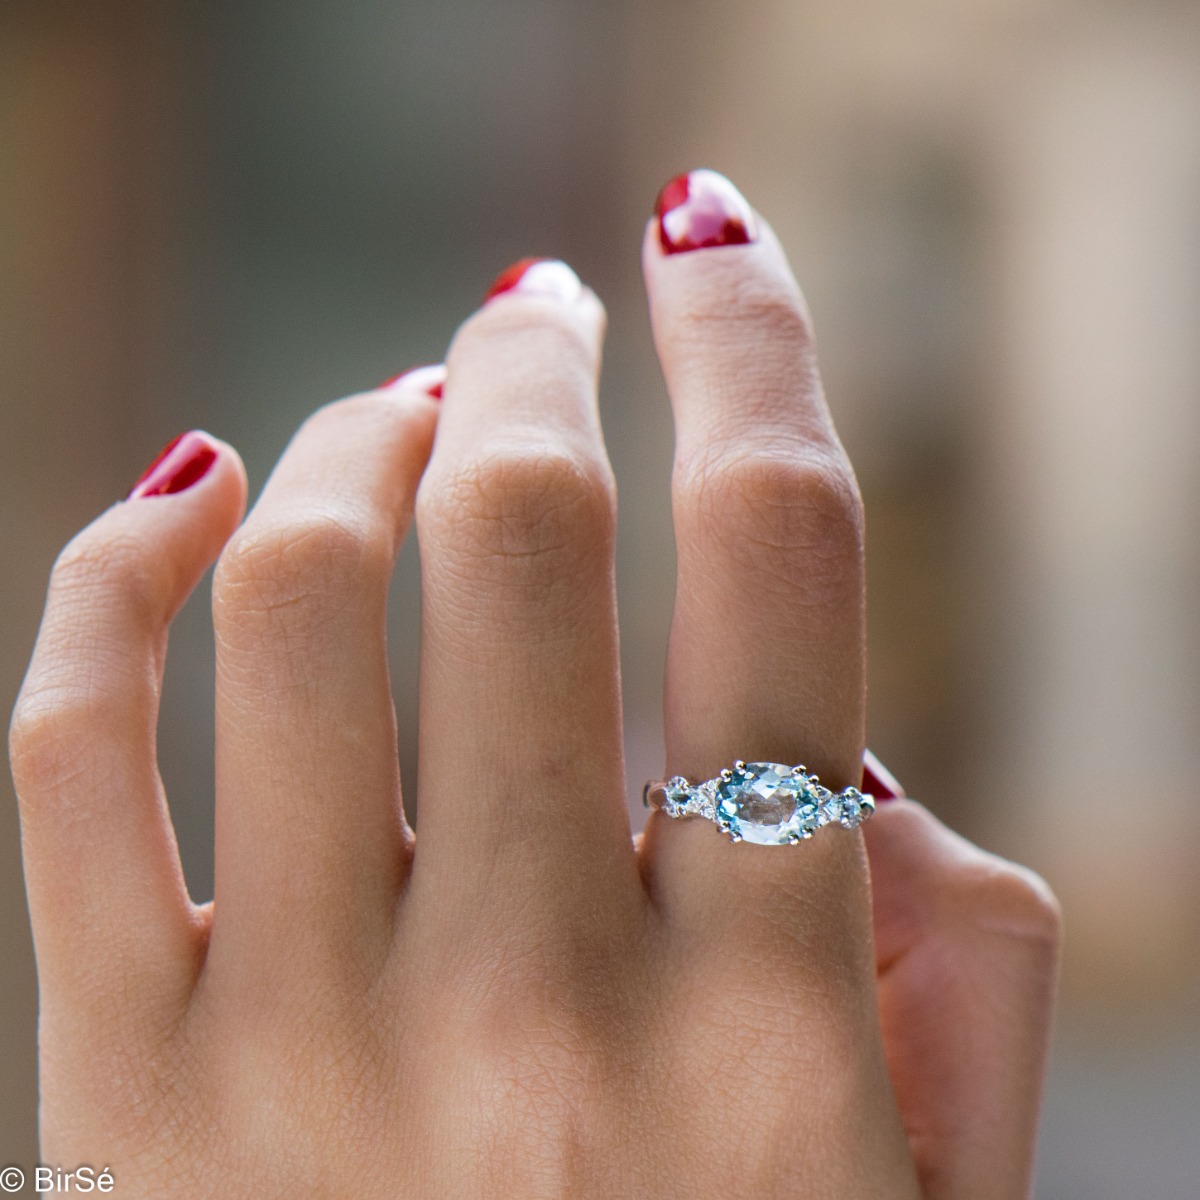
xmin=643 ymin=760 xmax=875 ymax=845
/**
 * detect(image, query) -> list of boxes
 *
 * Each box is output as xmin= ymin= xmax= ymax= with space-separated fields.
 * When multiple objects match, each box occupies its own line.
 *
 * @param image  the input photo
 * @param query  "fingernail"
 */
xmin=484 ymin=257 xmax=583 ymax=304
xmin=127 ymin=431 xmax=219 ymax=500
xmin=655 ymin=169 xmax=759 ymax=255
xmin=377 ymin=363 xmax=446 ymax=399
xmin=862 ymin=749 xmax=905 ymax=802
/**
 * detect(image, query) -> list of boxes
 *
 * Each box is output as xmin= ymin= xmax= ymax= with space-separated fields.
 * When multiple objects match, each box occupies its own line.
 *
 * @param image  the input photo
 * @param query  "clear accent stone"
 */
xmin=695 ymin=779 xmax=718 ymax=820
xmin=713 ymin=762 xmax=816 ymax=846
xmin=810 ymin=785 xmax=835 ymax=826
xmin=663 ymin=776 xmax=693 ymax=818
xmin=838 ymin=788 xmax=865 ymax=829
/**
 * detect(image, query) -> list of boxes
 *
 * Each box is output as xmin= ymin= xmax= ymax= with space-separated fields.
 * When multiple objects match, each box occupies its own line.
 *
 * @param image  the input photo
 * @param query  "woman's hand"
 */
xmin=9 ymin=171 xmax=1059 ymax=1198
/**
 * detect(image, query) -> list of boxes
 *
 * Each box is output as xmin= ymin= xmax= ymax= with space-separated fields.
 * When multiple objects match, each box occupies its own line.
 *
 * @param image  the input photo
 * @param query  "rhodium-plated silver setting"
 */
xmin=643 ymin=761 xmax=875 ymax=845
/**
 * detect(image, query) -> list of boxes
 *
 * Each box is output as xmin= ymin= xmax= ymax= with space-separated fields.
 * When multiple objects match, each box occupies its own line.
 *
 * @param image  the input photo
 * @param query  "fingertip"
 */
xmin=106 ymin=430 xmax=249 ymax=601
xmin=578 ymin=282 xmax=607 ymax=325
xmin=447 ymin=260 xmax=607 ymax=400
xmin=862 ymin=748 xmax=906 ymax=801
xmin=639 ymin=199 xmax=818 ymax=385
xmin=482 ymin=257 xmax=588 ymax=306
xmin=203 ymin=432 xmax=250 ymax=525
xmin=376 ymin=363 xmax=447 ymax=401
xmin=124 ymin=427 xmax=244 ymax=511
xmin=640 ymin=194 xmax=801 ymax=293
xmin=652 ymin=169 xmax=759 ymax=256
xmin=575 ymin=286 xmax=609 ymax=366
xmin=477 ymin=257 xmax=605 ymax=331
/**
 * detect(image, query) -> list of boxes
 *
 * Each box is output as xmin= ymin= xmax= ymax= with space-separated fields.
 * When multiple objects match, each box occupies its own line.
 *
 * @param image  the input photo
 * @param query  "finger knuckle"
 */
xmin=434 ymin=974 xmax=621 ymax=1151
xmin=676 ymin=447 xmax=863 ymax=572
xmin=9 ymin=693 xmax=94 ymax=800
xmin=9 ymin=688 xmax=140 ymax=834
xmin=12 ymin=533 xmax=163 ymax=799
xmin=420 ymin=447 xmax=615 ymax=579
xmin=952 ymin=859 xmax=1064 ymax=950
xmin=49 ymin=527 xmax=166 ymax=629
xmin=214 ymin=507 xmax=392 ymax=635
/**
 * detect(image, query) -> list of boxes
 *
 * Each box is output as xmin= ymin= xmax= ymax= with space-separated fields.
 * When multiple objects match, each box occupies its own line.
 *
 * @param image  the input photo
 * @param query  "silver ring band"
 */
xmin=644 ymin=760 xmax=875 ymax=845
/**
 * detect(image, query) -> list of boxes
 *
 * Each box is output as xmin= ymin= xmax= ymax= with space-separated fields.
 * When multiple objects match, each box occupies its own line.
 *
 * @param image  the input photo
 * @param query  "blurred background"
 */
xmin=2 ymin=1 xmax=1199 ymax=1194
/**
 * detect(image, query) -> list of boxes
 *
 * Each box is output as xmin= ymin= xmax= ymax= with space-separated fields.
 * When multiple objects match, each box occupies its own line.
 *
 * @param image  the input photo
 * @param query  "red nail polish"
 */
xmin=862 ymin=749 xmax=905 ymax=802
xmin=656 ymin=169 xmax=758 ymax=255
xmin=377 ymin=364 xmax=446 ymax=399
xmin=484 ymin=257 xmax=583 ymax=304
xmin=127 ymin=431 xmax=219 ymax=500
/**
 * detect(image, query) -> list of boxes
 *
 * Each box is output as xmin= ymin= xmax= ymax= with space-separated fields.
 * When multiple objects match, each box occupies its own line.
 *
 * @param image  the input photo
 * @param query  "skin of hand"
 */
xmin=9 ymin=173 xmax=1060 ymax=1199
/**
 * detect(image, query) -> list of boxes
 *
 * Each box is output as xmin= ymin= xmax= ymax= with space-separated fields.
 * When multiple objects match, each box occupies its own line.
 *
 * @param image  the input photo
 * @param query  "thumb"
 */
xmin=863 ymin=762 xmax=1061 ymax=1200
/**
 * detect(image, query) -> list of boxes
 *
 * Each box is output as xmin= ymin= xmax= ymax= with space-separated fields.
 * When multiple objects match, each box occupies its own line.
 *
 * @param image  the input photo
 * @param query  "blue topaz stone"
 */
xmin=714 ymin=762 xmax=817 ymax=846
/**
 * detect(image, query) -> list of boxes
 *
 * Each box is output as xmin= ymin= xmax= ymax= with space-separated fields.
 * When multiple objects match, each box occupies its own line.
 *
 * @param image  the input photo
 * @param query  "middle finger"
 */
xmin=410 ymin=260 xmax=642 ymax=956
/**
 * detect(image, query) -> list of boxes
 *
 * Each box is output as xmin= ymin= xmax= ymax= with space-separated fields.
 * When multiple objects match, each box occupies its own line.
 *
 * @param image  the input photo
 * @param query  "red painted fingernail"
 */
xmin=656 ymin=169 xmax=758 ymax=255
xmin=127 ymin=431 xmax=219 ymax=500
xmin=862 ymin=749 xmax=905 ymax=802
xmin=377 ymin=363 xmax=446 ymax=399
xmin=484 ymin=257 xmax=583 ymax=304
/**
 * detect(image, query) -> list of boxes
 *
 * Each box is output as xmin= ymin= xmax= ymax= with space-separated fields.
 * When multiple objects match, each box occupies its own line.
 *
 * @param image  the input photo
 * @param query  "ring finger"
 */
xmin=643 ymin=169 xmax=868 ymax=905
xmin=207 ymin=372 xmax=441 ymax=983
xmin=639 ymin=167 xmax=894 ymax=1096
